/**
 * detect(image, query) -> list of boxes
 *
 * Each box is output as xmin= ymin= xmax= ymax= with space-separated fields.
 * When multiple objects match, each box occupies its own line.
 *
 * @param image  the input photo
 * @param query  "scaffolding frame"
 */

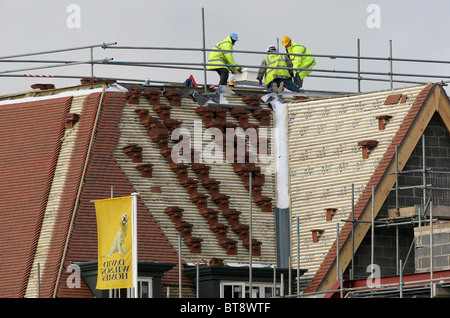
xmin=1 ymin=10 xmax=450 ymax=299
xmin=2 ymin=30 xmax=450 ymax=96
xmin=292 ymin=135 xmax=450 ymax=298
xmin=2 ymin=44 xmax=450 ymax=298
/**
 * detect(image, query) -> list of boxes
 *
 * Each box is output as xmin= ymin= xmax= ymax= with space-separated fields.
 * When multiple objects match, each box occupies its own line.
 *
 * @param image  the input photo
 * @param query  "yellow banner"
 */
xmin=95 ymin=196 xmax=133 ymax=290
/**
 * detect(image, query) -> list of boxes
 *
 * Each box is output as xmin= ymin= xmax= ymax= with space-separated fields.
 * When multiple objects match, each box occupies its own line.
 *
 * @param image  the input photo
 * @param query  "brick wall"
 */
xmin=415 ymin=222 xmax=450 ymax=272
xmin=350 ymin=114 xmax=450 ymax=279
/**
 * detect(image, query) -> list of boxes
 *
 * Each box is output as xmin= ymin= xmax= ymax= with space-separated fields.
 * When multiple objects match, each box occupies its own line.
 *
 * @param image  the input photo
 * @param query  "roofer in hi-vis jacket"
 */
xmin=208 ymin=33 xmax=243 ymax=86
xmin=281 ymin=35 xmax=316 ymax=89
xmin=257 ymin=45 xmax=300 ymax=93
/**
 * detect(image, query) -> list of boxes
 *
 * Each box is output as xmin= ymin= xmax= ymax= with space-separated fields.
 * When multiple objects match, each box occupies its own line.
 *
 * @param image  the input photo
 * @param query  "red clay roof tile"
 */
xmin=55 ymin=91 xmax=182 ymax=297
xmin=0 ymin=96 xmax=72 ymax=297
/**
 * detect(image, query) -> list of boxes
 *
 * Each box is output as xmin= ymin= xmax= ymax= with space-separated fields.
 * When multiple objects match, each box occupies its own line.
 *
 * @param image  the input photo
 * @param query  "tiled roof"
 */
xmin=0 ymin=96 xmax=72 ymax=298
xmin=114 ymin=87 xmax=277 ymax=265
xmin=43 ymin=92 xmax=105 ymax=298
xmin=55 ymin=90 xmax=183 ymax=297
xmin=286 ymin=84 xmax=447 ymax=292
xmin=0 ymin=81 xmax=278 ymax=298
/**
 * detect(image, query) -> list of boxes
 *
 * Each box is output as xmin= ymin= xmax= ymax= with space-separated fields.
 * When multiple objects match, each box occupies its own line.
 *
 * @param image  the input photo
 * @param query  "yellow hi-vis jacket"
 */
xmin=262 ymin=54 xmax=292 ymax=86
xmin=286 ymin=42 xmax=316 ymax=80
xmin=207 ymin=36 xmax=239 ymax=73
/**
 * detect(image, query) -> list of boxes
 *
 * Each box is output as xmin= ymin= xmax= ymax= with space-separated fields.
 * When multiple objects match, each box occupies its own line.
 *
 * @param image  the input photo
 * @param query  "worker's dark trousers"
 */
xmin=294 ymin=73 xmax=303 ymax=88
xmin=268 ymin=78 xmax=300 ymax=92
xmin=215 ymin=68 xmax=229 ymax=86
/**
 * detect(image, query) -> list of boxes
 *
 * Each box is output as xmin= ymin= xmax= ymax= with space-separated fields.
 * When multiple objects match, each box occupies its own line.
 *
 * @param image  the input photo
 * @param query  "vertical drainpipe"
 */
xmin=271 ymin=96 xmax=291 ymax=271
xmin=273 ymin=98 xmax=289 ymax=210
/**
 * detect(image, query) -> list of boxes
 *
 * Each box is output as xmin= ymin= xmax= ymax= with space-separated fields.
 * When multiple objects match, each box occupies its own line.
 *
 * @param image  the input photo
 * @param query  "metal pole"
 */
xmin=0 ymin=42 xmax=117 ymax=60
xmin=419 ymin=206 xmax=422 ymax=227
xmin=101 ymin=59 xmax=450 ymax=80
xmin=400 ymin=259 xmax=403 ymax=298
xmin=0 ymin=58 xmax=112 ymax=75
xmin=201 ymin=8 xmax=208 ymax=94
xmin=0 ymin=62 xmax=427 ymax=86
xmin=357 ymin=39 xmax=361 ymax=93
xmin=351 ymin=183 xmax=354 ymax=280
xmin=336 ymin=223 xmax=340 ymax=280
xmin=37 ymin=263 xmax=40 ymax=298
xmin=395 ymin=144 xmax=399 ymax=275
xmin=288 ymin=257 xmax=292 ymax=296
xmin=371 ymin=185 xmax=375 ymax=267
xmin=296 ymin=275 xmax=450 ymax=298
xmin=110 ymin=185 xmax=114 ymax=297
xmin=297 ymin=217 xmax=300 ymax=295
xmin=403 ymin=236 xmax=415 ymax=273
xmin=105 ymin=45 xmax=450 ymax=65
xmin=131 ymin=192 xmax=138 ymax=298
xmin=422 ymin=136 xmax=427 ymax=213
xmin=8 ymin=57 xmax=425 ymax=86
xmin=396 ymin=146 xmax=399 ymax=212
xmin=389 ymin=40 xmax=393 ymax=90
xmin=430 ymin=200 xmax=434 ymax=298
xmin=249 ymin=171 xmax=253 ymax=298
xmin=179 ymin=234 xmax=182 ymax=298
xmin=273 ymin=265 xmax=277 ymax=298
xmin=196 ymin=262 xmax=199 ymax=298
xmin=90 ymin=47 xmax=94 ymax=77
xmin=7 ymin=42 xmax=450 ymax=93
xmin=0 ymin=73 xmax=154 ymax=84
xmin=396 ymin=226 xmax=399 ymax=275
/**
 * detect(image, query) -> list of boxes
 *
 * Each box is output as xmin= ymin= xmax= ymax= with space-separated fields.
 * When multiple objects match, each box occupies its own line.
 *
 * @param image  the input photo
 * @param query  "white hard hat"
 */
xmin=267 ymin=45 xmax=276 ymax=52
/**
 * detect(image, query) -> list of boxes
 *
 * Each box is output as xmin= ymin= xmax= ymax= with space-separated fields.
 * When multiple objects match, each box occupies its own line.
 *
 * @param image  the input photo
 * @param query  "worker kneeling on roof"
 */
xmin=257 ymin=45 xmax=300 ymax=93
xmin=282 ymin=36 xmax=316 ymax=89
xmin=207 ymin=33 xmax=243 ymax=86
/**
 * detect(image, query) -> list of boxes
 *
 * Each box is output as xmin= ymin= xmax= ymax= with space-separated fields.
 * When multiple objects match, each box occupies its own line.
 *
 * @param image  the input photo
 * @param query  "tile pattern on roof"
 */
xmin=54 ymin=91 xmax=184 ymax=297
xmin=286 ymin=85 xmax=430 ymax=287
xmin=307 ymin=84 xmax=439 ymax=293
xmin=115 ymin=88 xmax=278 ymax=265
xmin=0 ymin=97 xmax=72 ymax=298
xmin=48 ymin=92 xmax=105 ymax=297
xmin=25 ymin=93 xmax=92 ymax=297
xmin=0 ymin=84 xmax=276 ymax=298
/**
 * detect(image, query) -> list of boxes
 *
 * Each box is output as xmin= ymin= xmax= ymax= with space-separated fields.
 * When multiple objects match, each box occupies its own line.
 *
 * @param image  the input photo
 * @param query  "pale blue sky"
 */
xmin=1 ymin=0 xmax=449 ymax=94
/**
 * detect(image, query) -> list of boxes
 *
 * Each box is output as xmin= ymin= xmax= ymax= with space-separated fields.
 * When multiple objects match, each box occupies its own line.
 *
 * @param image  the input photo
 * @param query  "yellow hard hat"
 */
xmin=281 ymin=36 xmax=291 ymax=47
